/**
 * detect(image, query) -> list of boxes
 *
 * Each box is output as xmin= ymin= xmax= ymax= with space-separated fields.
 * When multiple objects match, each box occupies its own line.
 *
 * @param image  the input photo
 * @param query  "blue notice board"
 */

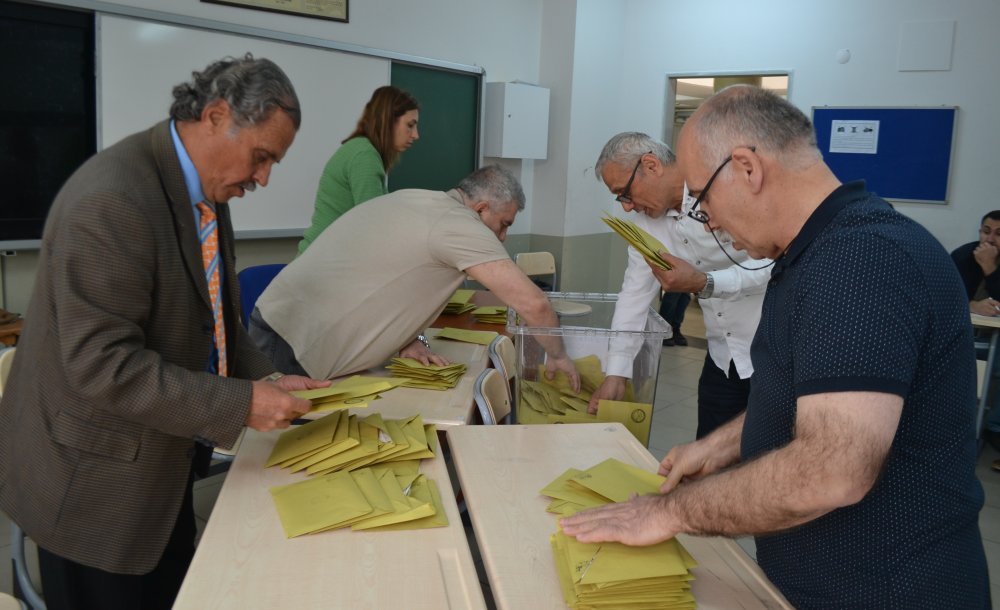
xmin=812 ymin=106 xmax=957 ymax=204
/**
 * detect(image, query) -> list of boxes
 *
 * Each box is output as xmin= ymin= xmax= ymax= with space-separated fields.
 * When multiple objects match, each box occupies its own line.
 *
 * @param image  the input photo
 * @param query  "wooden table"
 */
xmin=0 ymin=318 xmax=22 ymax=347
xmin=972 ymin=313 xmax=1000 ymax=439
xmin=432 ymin=290 xmax=510 ymax=336
xmin=303 ymin=327 xmax=491 ymax=428
xmin=174 ymin=429 xmax=487 ymax=610
xmin=447 ymin=424 xmax=792 ymax=610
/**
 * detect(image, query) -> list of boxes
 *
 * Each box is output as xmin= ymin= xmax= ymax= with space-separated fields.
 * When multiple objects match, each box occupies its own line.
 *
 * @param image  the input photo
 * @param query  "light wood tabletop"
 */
xmin=301 ymin=327 xmax=491 ymax=428
xmin=174 ymin=428 xmax=487 ymax=610
xmin=447 ymin=423 xmax=793 ymax=610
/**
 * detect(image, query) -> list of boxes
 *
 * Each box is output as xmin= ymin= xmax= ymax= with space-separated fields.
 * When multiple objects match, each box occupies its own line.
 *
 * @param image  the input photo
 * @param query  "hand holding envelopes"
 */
xmin=602 ymin=214 xmax=672 ymax=271
xmin=291 ymin=375 xmax=406 ymax=412
xmin=541 ymin=458 xmax=698 ymax=608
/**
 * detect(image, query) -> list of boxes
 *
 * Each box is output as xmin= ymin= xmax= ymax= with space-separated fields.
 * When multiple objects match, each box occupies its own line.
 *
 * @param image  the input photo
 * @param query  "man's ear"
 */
xmin=201 ymin=99 xmax=230 ymax=131
xmin=731 ymin=147 xmax=763 ymax=194
xmin=472 ymin=201 xmax=490 ymax=215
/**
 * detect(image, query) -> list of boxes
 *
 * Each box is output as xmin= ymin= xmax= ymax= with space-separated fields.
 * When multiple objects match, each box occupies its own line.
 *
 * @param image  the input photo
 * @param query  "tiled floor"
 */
xmin=3 ymin=303 xmax=1000 ymax=604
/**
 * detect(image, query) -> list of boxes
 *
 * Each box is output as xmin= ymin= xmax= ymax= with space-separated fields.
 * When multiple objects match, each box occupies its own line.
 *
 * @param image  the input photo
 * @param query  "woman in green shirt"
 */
xmin=298 ymin=86 xmax=420 ymax=254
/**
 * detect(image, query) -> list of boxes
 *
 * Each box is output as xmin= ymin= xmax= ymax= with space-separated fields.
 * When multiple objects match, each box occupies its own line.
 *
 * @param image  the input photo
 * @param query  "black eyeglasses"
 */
xmin=686 ymin=146 xmax=756 ymax=224
xmin=615 ymin=151 xmax=652 ymax=204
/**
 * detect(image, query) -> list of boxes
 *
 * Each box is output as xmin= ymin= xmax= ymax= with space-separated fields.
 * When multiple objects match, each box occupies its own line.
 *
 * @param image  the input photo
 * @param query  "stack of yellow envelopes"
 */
xmin=601 ymin=214 xmax=673 ymax=271
xmin=265 ymin=412 xmax=449 ymax=537
xmin=270 ymin=466 xmax=448 ymax=538
xmin=386 ymin=357 xmax=467 ymax=390
xmin=471 ymin=306 xmax=508 ymax=324
xmin=265 ymin=411 xmax=438 ymax=476
xmin=435 ymin=327 xmax=498 ymax=345
xmin=541 ymin=458 xmax=698 ymax=608
xmin=291 ymin=375 xmax=407 ymax=413
xmin=443 ymin=288 xmax=477 ymax=315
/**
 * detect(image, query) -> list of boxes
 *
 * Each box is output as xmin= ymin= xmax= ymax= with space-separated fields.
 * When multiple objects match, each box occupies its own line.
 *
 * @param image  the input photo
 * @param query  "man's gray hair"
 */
xmin=692 ymin=85 xmax=819 ymax=168
xmin=169 ymin=53 xmax=301 ymax=130
xmin=456 ymin=165 xmax=526 ymax=211
xmin=594 ymin=132 xmax=676 ymax=179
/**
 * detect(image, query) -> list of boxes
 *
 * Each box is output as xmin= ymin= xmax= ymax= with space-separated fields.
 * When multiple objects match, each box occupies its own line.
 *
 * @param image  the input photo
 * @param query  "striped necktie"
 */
xmin=196 ymin=201 xmax=227 ymax=377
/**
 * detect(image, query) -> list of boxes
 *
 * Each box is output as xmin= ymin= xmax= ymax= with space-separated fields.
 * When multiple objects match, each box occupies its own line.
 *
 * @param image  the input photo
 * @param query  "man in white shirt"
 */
xmin=591 ymin=132 xmax=771 ymax=437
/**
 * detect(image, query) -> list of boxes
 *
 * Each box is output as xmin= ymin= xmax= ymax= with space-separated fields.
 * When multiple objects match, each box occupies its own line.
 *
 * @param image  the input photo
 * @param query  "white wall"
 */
xmin=559 ymin=0 xmax=1000 ymax=252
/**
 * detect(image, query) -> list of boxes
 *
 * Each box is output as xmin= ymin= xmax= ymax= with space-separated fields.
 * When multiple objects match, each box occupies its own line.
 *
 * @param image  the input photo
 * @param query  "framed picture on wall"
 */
xmin=201 ymin=0 xmax=348 ymax=23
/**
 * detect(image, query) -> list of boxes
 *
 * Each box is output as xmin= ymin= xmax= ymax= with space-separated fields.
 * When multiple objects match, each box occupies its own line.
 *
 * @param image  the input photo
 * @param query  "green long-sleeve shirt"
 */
xmin=298 ymin=136 xmax=386 ymax=255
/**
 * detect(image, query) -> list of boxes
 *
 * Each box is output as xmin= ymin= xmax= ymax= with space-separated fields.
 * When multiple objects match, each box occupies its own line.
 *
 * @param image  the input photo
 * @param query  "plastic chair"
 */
xmin=487 ymin=335 xmax=517 ymax=423
xmin=0 ymin=348 xmax=45 ymax=610
xmin=473 ymin=368 xmax=512 ymax=425
xmin=515 ymin=252 xmax=557 ymax=291
xmin=236 ymin=263 xmax=286 ymax=330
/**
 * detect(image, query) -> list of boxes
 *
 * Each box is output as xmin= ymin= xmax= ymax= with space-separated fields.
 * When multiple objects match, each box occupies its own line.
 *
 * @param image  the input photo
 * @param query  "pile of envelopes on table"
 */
xmin=542 ymin=458 xmax=698 ymax=609
xmin=601 ymin=214 xmax=673 ymax=271
xmin=435 ymin=326 xmax=498 ymax=345
xmin=443 ymin=288 xmax=477 ymax=315
xmin=471 ymin=306 xmax=508 ymax=324
xmin=386 ymin=357 xmax=467 ymax=390
xmin=265 ymin=411 xmax=448 ymax=537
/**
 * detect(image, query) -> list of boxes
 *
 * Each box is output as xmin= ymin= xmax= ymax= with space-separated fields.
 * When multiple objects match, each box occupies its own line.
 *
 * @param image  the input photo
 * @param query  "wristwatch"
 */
xmin=264 ymin=371 xmax=285 ymax=382
xmin=416 ymin=334 xmax=431 ymax=349
xmin=696 ymin=273 xmax=715 ymax=300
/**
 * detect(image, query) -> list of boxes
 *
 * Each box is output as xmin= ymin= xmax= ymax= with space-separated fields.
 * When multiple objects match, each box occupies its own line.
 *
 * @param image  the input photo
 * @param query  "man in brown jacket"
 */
xmin=0 ymin=54 xmax=327 ymax=609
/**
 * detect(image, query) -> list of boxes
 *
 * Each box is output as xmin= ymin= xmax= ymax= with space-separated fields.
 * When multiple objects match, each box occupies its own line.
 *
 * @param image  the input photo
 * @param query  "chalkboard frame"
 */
xmin=0 ymin=0 xmax=485 ymax=249
xmin=812 ymin=106 xmax=958 ymax=205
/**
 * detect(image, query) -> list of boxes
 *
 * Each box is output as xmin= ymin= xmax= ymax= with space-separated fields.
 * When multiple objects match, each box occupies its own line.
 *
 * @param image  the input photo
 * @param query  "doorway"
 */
xmin=664 ymin=73 xmax=790 ymax=149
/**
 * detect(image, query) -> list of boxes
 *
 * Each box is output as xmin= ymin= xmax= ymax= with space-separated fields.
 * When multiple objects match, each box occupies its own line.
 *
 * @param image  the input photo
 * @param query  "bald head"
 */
xmin=685 ymin=85 xmax=821 ymax=172
xmin=677 ymin=85 xmax=841 ymax=260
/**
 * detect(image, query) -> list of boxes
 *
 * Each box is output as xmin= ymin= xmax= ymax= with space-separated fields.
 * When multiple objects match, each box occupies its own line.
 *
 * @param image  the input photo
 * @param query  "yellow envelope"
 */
xmin=351 ymin=473 xmax=436 ymax=530
xmin=265 ymin=411 xmax=341 ymax=468
xmin=363 ymin=477 xmax=448 ymax=531
xmin=269 ymin=470 xmax=372 ymax=538
xmin=285 ymin=413 xmax=360 ymax=472
xmin=313 ymin=467 xmax=396 ymax=531
xmin=601 ymin=214 xmax=673 ymax=271
xmin=539 ymin=468 xmax=610 ymax=510
xmin=435 ymin=327 xmax=498 ymax=345
xmin=568 ymin=458 xmax=664 ymax=503
xmin=596 ymin=399 xmax=653 ymax=446
xmin=448 ymin=288 xmax=475 ymax=304
xmin=307 ymin=418 xmax=379 ymax=475
xmin=547 ymin=412 xmax=597 ymax=425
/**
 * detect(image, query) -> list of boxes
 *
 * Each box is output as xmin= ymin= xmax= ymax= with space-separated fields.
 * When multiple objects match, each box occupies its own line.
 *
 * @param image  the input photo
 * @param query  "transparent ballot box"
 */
xmin=506 ymin=292 xmax=670 ymax=443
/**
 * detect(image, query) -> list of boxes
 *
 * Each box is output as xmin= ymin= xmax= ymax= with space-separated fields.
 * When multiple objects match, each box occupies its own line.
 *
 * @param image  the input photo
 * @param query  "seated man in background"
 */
xmin=589 ymin=132 xmax=770 ymax=438
xmin=953 ymin=210 xmax=1000 ymax=316
xmin=251 ymin=164 xmax=579 ymax=390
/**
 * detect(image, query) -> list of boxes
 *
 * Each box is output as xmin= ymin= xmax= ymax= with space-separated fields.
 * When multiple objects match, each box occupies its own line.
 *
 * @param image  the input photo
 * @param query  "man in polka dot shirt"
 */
xmin=562 ymin=85 xmax=989 ymax=608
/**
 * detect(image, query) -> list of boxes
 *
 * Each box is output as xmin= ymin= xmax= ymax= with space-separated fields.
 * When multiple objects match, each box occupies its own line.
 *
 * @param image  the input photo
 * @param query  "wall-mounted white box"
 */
xmin=484 ymin=81 xmax=550 ymax=159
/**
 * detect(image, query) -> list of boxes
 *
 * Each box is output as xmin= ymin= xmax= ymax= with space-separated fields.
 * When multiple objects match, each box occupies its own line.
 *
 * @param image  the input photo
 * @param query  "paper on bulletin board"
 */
xmin=829 ymin=120 xmax=879 ymax=154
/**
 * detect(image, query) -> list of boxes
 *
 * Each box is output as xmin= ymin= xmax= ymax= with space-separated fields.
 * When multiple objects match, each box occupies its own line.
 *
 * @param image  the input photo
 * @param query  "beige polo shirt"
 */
xmin=257 ymin=189 xmax=511 ymax=379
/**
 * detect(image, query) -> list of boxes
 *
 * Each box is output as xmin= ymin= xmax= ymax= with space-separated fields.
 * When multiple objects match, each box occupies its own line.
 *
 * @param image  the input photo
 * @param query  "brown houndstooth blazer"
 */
xmin=0 ymin=120 xmax=276 ymax=574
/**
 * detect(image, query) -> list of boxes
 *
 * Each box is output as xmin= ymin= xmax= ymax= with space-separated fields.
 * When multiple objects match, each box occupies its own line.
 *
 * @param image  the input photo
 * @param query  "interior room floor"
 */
xmin=3 ymin=302 xmax=999 ymax=604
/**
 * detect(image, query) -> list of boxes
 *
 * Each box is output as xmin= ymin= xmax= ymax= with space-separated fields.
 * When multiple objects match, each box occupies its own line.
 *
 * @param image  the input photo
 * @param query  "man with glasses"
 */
xmin=564 ymin=86 xmax=988 ymax=609
xmin=590 ymin=132 xmax=770 ymax=439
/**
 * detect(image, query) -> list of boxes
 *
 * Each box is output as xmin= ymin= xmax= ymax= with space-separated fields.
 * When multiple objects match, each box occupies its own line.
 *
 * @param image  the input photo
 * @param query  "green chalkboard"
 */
xmin=389 ymin=62 xmax=481 ymax=192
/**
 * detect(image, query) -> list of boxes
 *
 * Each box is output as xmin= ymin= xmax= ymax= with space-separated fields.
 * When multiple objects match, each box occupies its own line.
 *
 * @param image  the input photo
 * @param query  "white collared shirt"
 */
xmin=606 ymin=192 xmax=771 ymax=379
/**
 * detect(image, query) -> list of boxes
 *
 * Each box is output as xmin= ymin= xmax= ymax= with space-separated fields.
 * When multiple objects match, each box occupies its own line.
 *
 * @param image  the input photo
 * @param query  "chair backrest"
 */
xmin=237 ymin=264 xmax=286 ymax=329
xmin=473 ymin=368 xmax=512 ymax=425
xmin=515 ymin=251 xmax=557 ymax=290
xmin=0 ymin=346 xmax=15 ymax=398
xmin=487 ymin=335 xmax=517 ymax=422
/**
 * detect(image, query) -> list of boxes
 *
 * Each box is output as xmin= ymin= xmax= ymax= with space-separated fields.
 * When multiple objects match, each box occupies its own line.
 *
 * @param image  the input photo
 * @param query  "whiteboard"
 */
xmin=99 ymin=14 xmax=389 ymax=235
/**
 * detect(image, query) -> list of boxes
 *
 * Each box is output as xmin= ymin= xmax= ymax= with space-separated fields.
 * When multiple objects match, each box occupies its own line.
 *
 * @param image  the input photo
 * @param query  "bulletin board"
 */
xmin=812 ymin=106 xmax=958 ymax=204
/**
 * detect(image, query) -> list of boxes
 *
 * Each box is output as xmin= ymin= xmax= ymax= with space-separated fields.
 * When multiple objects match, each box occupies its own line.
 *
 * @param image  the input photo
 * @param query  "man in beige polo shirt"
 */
xmin=251 ymin=164 xmax=579 ymax=389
